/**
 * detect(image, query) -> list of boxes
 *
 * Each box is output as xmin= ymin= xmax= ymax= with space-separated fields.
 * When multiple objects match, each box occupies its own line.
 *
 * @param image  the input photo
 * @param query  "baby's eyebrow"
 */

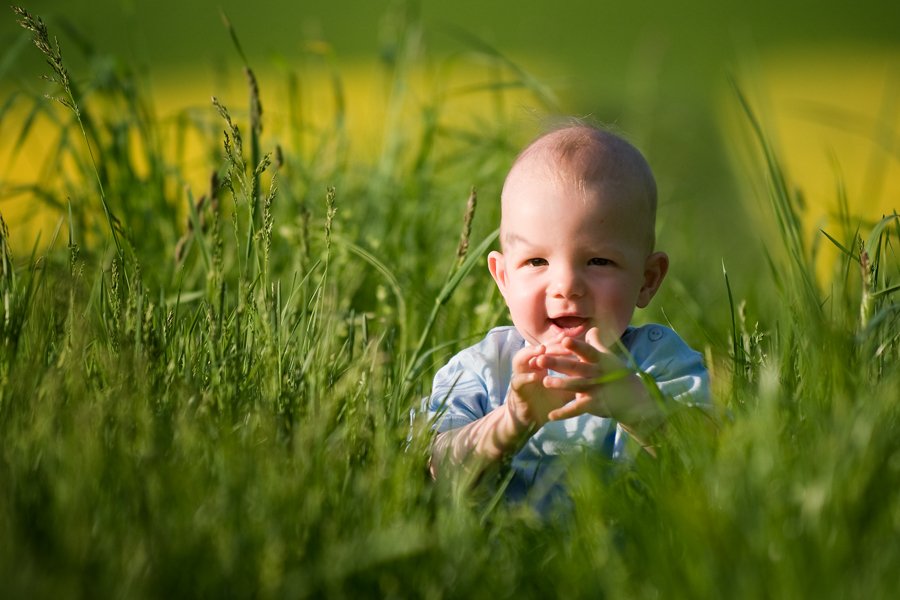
xmin=503 ymin=232 xmax=527 ymax=247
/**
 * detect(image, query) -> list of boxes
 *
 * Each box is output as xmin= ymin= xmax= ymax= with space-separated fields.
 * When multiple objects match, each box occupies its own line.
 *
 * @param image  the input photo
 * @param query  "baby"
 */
xmin=426 ymin=123 xmax=709 ymax=503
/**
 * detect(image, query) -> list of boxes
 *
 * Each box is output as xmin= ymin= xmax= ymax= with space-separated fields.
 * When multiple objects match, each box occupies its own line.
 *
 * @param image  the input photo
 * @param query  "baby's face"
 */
xmin=488 ymin=167 xmax=666 ymax=348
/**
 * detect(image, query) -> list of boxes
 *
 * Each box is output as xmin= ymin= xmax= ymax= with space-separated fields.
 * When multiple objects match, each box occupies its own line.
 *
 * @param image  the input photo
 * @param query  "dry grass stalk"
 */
xmin=455 ymin=186 xmax=477 ymax=268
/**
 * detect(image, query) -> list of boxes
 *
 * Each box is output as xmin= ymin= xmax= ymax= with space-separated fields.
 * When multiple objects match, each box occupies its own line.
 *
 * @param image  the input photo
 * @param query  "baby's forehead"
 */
xmin=502 ymin=177 xmax=649 ymax=226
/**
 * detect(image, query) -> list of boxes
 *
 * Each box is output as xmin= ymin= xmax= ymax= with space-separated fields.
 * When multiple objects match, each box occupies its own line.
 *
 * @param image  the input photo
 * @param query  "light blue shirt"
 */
xmin=427 ymin=325 xmax=710 ymax=506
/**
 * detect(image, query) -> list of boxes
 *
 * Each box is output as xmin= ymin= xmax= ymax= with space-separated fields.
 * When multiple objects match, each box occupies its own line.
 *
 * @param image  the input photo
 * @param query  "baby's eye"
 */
xmin=589 ymin=257 xmax=611 ymax=266
xmin=526 ymin=258 xmax=548 ymax=267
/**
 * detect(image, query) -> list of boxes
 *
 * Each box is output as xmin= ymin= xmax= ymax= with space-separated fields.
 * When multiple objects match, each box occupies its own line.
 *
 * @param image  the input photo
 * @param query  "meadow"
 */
xmin=2 ymin=4 xmax=900 ymax=599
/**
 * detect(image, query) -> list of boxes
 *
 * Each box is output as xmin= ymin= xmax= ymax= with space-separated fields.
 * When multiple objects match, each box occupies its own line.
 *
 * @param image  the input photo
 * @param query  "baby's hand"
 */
xmin=506 ymin=336 xmax=576 ymax=431
xmin=537 ymin=328 xmax=660 ymax=431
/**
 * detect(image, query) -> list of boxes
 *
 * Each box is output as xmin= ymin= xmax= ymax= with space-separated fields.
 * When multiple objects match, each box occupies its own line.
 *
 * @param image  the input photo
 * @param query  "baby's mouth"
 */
xmin=550 ymin=316 xmax=588 ymax=331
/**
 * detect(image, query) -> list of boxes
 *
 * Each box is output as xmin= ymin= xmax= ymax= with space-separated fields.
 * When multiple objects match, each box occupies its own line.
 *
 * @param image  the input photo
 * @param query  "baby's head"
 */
xmin=487 ymin=124 xmax=669 ymax=348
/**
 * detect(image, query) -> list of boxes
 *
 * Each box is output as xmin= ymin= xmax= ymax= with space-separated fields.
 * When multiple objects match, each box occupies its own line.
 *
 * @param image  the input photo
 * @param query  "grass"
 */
xmin=2 ymin=5 xmax=900 ymax=599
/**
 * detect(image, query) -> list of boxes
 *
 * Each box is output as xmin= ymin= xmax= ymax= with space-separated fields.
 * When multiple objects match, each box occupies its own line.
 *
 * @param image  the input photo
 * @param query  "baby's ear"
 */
xmin=636 ymin=251 xmax=669 ymax=308
xmin=487 ymin=251 xmax=509 ymax=298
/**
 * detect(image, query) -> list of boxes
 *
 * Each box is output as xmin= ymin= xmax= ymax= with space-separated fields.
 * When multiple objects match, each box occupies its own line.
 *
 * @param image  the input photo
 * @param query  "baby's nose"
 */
xmin=551 ymin=266 xmax=585 ymax=298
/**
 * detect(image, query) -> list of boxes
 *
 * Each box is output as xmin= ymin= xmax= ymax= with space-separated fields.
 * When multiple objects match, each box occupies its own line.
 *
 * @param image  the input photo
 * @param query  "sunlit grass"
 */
xmin=2 ymin=5 xmax=900 ymax=599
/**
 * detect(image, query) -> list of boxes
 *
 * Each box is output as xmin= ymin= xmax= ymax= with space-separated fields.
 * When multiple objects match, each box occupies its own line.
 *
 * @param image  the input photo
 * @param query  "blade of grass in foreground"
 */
xmin=861 ymin=214 xmax=900 ymax=328
xmin=723 ymin=260 xmax=742 ymax=381
xmin=821 ymin=229 xmax=859 ymax=264
xmin=340 ymin=237 xmax=408 ymax=355
xmin=185 ymin=187 xmax=211 ymax=275
xmin=403 ymin=227 xmax=500 ymax=393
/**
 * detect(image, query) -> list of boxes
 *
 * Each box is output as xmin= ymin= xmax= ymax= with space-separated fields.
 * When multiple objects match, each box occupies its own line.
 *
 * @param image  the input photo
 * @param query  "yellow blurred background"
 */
xmin=719 ymin=46 xmax=900 ymax=278
xmin=0 ymin=55 xmax=548 ymax=251
xmin=5 ymin=48 xmax=900 ymax=260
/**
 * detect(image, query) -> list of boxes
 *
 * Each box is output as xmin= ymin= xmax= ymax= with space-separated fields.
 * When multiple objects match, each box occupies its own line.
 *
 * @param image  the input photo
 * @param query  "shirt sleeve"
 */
xmin=426 ymin=354 xmax=490 ymax=433
xmin=608 ymin=325 xmax=710 ymax=461
xmin=624 ymin=325 xmax=710 ymax=406
xmin=424 ymin=327 xmax=520 ymax=434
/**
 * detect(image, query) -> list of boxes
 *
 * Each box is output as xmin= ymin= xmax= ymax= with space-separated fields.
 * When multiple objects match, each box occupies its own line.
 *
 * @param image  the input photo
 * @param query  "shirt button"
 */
xmin=648 ymin=327 xmax=663 ymax=342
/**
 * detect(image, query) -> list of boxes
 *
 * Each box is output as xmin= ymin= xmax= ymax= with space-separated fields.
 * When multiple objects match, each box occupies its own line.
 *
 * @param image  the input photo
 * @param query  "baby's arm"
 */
xmin=430 ymin=341 xmax=574 ymax=479
xmin=429 ymin=397 xmax=526 ymax=480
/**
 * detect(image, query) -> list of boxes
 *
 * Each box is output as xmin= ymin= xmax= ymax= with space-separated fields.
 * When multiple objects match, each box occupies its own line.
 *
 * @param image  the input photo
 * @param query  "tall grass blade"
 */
xmin=404 ymin=227 xmax=499 ymax=389
xmin=218 ymin=8 xmax=249 ymax=65
xmin=821 ymin=228 xmax=860 ymax=264
xmin=340 ymin=238 xmax=408 ymax=354
xmin=730 ymin=73 xmax=822 ymax=315
xmin=722 ymin=260 xmax=742 ymax=380
xmin=864 ymin=214 xmax=899 ymax=260
xmin=871 ymin=282 xmax=900 ymax=299
xmin=185 ymin=187 xmax=211 ymax=275
xmin=443 ymin=25 xmax=560 ymax=112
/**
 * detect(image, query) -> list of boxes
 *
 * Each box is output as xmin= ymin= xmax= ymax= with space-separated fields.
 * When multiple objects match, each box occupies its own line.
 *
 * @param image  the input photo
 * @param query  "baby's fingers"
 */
xmin=537 ymin=355 xmax=595 ymax=378
xmin=560 ymin=335 xmax=606 ymax=362
xmin=544 ymin=367 xmax=632 ymax=391
xmin=548 ymin=397 xmax=594 ymax=421
xmin=542 ymin=374 xmax=597 ymax=393
xmin=511 ymin=371 xmax=542 ymax=391
xmin=512 ymin=343 xmax=546 ymax=371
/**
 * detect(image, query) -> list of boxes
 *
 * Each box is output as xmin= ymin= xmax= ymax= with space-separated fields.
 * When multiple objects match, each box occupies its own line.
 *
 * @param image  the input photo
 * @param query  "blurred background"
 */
xmin=2 ymin=0 xmax=899 ymax=332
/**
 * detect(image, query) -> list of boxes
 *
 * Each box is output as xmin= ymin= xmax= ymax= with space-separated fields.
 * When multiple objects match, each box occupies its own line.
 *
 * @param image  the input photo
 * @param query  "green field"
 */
xmin=3 ymin=3 xmax=900 ymax=598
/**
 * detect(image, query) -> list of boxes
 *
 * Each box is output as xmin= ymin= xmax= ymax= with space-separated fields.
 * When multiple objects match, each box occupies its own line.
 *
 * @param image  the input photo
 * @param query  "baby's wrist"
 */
xmin=502 ymin=396 xmax=538 ymax=442
xmin=616 ymin=373 xmax=666 ymax=431
xmin=468 ymin=399 xmax=535 ymax=463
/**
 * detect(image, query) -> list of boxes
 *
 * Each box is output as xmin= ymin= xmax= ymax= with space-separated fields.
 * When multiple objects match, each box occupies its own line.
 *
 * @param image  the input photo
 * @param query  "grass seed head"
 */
xmin=325 ymin=187 xmax=337 ymax=252
xmin=212 ymin=96 xmax=244 ymax=169
xmin=263 ymin=173 xmax=277 ymax=260
xmin=0 ymin=212 xmax=10 ymax=283
xmin=14 ymin=6 xmax=78 ymax=115
xmin=455 ymin=186 xmax=477 ymax=268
